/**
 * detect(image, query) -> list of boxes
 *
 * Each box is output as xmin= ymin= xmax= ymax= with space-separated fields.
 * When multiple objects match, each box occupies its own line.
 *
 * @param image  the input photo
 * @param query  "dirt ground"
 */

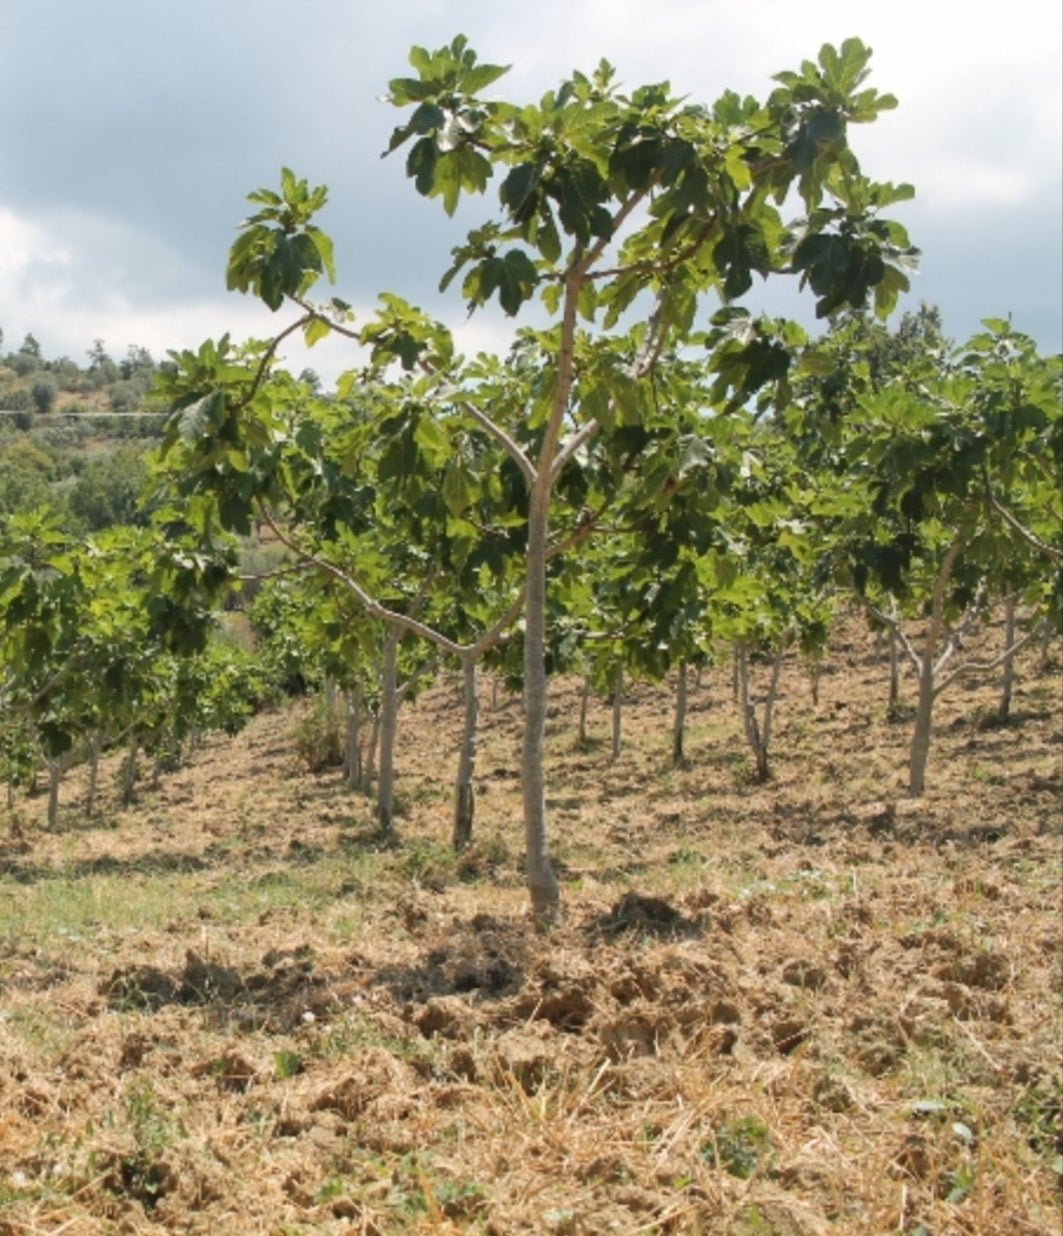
xmin=0 ymin=614 xmax=1060 ymax=1234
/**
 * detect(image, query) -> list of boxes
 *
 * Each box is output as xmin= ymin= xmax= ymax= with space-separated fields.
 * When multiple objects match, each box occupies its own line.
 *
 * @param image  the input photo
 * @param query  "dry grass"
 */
xmin=0 ymin=613 xmax=1060 ymax=1234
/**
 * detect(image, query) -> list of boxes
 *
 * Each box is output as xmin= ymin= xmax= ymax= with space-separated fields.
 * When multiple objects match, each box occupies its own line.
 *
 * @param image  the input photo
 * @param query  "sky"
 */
xmin=1 ymin=0 xmax=1060 ymax=386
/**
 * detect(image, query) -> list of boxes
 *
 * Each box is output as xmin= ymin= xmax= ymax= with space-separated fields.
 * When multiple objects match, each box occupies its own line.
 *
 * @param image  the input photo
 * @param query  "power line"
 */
xmin=0 ymin=409 xmax=170 ymax=419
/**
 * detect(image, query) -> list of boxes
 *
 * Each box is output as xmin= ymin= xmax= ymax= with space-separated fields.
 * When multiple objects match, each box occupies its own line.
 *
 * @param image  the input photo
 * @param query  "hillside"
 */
xmin=0 ymin=615 xmax=1060 ymax=1234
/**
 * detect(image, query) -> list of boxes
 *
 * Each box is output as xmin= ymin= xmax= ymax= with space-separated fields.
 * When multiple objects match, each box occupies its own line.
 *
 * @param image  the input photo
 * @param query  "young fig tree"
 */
xmin=160 ymin=35 xmax=916 ymax=922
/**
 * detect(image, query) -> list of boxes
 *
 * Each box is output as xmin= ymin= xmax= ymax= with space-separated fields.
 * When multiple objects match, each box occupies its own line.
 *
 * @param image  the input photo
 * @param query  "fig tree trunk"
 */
xmin=46 ymin=758 xmax=61 ymax=829
xmin=377 ymin=632 xmax=399 ymax=841
xmin=522 ymin=476 xmax=560 ymax=923
xmin=672 ymin=661 xmax=689 ymax=766
xmin=908 ymin=541 xmax=961 ymax=796
xmin=998 ymin=594 xmax=1017 ymax=721
xmin=121 ymin=736 xmax=139 ymax=807
xmin=611 ymin=664 xmax=623 ymax=761
xmin=85 ymin=732 xmax=101 ymax=818
xmin=344 ymin=686 xmax=363 ymax=791
xmin=453 ymin=652 xmax=478 ymax=851
xmin=578 ymin=676 xmax=590 ymax=748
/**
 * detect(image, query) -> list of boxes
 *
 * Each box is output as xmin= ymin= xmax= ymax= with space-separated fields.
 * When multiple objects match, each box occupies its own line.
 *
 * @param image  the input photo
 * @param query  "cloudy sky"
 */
xmin=1 ymin=0 xmax=1060 ymax=384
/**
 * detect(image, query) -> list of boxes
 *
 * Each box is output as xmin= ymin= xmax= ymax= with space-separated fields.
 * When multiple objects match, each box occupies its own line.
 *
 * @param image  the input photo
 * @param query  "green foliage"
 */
xmin=841 ymin=319 xmax=1062 ymax=614
xmin=67 ymin=446 xmax=150 ymax=531
xmin=701 ymin=1115 xmax=774 ymax=1179
xmin=0 ymin=516 xmax=242 ymax=778
xmin=31 ymin=375 xmax=57 ymax=414
xmin=10 ymin=351 xmax=38 ymax=378
xmin=119 ymin=1079 xmax=182 ymax=1208
xmin=227 ymin=167 xmax=336 ymax=311
xmin=291 ymin=694 xmax=345 ymax=772
xmin=0 ymin=439 xmax=58 ymax=516
xmin=150 ymin=33 xmax=924 ymax=912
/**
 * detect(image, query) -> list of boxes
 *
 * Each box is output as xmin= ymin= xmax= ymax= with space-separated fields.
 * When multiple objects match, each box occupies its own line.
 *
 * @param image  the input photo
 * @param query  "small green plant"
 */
xmin=1016 ymin=1075 xmax=1063 ymax=1161
xmin=292 ymin=696 xmax=344 ymax=772
xmin=701 ymin=1115 xmax=773 ymax=1179
xmin=118 ymin=1080 xmax=182 ymax=1208
xmin=396 ymin=839 xmax=455 ymax=889
xmin=273 ymin=1050 xmax=304 ymax=1079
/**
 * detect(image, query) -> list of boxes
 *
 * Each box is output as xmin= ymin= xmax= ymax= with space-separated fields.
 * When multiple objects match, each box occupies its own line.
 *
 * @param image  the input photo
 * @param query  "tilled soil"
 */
xmin=0 ymin=616 xmax=1060 ymax=1234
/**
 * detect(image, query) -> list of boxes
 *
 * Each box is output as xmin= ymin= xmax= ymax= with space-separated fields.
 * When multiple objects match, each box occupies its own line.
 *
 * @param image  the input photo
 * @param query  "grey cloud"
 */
xmin=1 ymin=1 xmax=1058 ymax=364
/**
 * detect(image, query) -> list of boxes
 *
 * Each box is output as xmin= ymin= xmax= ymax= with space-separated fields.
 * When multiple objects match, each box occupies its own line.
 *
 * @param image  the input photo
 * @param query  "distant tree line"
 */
xmin=0 ymin=330 xmax=165 ymax=532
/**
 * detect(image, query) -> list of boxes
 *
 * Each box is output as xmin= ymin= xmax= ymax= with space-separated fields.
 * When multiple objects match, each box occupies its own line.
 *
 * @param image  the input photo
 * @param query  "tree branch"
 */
xmin=585 ymin=216 xmax=716 ymax=283
xmin=453 ymin=397 xmax=537 ymax=487
xmin=934 ymin=620 xmax=1045 ymax=697
xmin=237 ymin=315 xmax=314 ymax=410
xmin=932 ymin=580 xmax=987 ymax=679
xmin=256 ymin=503 xmax=465 ymax=657
xmin=416 ymin=358 xmax=537 ymax=488
xmin=854 ymin=592 xmax=921 ymax=675
xmin=255 ymin=502 xmax=527 ymax=663
xmin=576 ymin=189 xmax=651 ymax=276
xmin=983 ymin=464 xmax=1063 ymax=563
xmin=551 ymin=419 xmax=599 ymax=481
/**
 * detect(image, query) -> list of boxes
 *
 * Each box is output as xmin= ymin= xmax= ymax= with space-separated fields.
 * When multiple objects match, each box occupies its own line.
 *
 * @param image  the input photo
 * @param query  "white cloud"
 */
xmin=0 ymin=209 xmax=73 ymax=291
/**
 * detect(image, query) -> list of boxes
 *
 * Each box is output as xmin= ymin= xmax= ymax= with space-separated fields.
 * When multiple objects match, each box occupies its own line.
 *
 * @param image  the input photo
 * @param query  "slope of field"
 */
xmin=1 ymin=618 xmax=1060 ymax=1234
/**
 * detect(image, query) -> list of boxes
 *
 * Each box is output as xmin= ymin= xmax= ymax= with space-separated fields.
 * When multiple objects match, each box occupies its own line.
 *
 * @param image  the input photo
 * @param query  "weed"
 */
xmin=395 ymin=838 xmax=455 ymax=889
xmin=292 ymin=697 xmax=344 ymax=772
xmin=1016 ymin=1075 xmax=1063 ymax=1161
xmin=701 ymin=1115 xmax=774 ymax=1180
xmin=116 ymin=1080 xmax=183 ymax=1209
xmin=273 ymin=1049 xmax=304 ymax=1079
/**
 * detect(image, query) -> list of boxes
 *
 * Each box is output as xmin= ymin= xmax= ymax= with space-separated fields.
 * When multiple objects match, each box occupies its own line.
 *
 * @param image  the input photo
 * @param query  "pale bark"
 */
xmin=46 ymin=758 xmax=61 ymax=829
xmin=909 ymin=659 xmax=936 ymax=797
xmin=121 ymin=736 xmax=139 ymax=807
xmin=522 ymin=474 xmax=560 ymax=922
xmin=611 ymin=664 xmax=623 ymax=761
xmin=452 ymin=653 xmax=478 ymax=851
xmin=737 ymin=642 xmax=785 ymax=783
xmin=672 ymin=661 xmax=689 ymax=766
xmin=518 ymin=265 xmax=590 ymax=926
xmin=907 ymin=541 xmax=962 ymax=797
xmin=85 ymin=732 xmax=101 ymax=818
xmin=376 ymin=632 xmax=399 ymax=841
xmin=578 ymin=677 xmax=590 ymax=748
xmin=344 ymin=686 xmax=364 ymax=791
xmin=998 ymin=594 xmax=1018 ymax=721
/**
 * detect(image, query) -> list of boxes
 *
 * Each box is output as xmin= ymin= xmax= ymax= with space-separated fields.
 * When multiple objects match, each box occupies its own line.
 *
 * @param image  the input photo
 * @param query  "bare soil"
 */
xmin=1 ymin=615 xmax=1060 ymax=1234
